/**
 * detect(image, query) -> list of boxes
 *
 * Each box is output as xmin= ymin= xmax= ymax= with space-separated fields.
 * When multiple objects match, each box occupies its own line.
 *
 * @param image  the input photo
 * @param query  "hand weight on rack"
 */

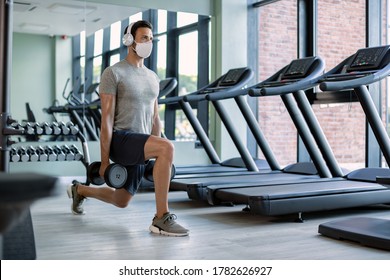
xmin=87 ymin=161 xmax=128 ymax=189
xmin=143 ymin=160 xmax=176 ymax=182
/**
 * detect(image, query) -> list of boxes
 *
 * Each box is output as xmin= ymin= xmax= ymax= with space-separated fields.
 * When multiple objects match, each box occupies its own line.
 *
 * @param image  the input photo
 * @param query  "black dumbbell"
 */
xmin=143 ymin=160 xmax=176 ymax=182
xmin=87 ymin=161 xmax=128 ymax=189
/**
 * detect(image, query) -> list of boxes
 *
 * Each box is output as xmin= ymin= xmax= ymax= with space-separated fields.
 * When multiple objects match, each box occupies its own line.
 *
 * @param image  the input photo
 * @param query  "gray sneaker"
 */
xmin=149 ymin=212 xmax=189 ymax=237
xmin=66 ymin=183 xmax=86 ymax=215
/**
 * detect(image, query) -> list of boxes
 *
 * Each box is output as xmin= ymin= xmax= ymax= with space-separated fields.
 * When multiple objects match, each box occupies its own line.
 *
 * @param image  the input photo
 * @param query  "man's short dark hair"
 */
xmin=124 ymin=20 xmax=153 ymax=38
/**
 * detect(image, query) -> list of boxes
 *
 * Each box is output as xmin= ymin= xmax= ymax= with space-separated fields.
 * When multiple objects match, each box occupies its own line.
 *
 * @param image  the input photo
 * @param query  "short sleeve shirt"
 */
xmin=99 ymin=60 xmax=159 ymax=134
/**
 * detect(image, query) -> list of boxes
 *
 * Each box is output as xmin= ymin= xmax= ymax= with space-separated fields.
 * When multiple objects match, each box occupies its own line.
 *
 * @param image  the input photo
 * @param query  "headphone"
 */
xmin=122 ymin=23 xmax=135 ymax=46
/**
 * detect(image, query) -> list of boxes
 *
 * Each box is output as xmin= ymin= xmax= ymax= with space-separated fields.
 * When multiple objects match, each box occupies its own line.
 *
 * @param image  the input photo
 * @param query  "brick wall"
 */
xmin=256 ymin=0 xmax=388 ymax=169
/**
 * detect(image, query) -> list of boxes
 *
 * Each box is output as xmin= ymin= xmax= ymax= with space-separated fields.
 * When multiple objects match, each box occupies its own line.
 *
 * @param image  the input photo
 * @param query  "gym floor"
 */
xmin=30 ymin=176 xmax=390 ymax=260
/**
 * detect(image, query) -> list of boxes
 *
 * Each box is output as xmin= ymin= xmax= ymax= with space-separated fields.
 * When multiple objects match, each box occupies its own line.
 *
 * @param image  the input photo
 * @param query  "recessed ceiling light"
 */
xmin=48 ymin=3 xmax=96 ymax=15
xmin=20 ymin=22 xmax=50 ymax=31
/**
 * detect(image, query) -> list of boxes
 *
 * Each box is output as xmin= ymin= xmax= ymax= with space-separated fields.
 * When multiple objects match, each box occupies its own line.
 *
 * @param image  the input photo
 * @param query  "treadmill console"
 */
xmin=282 ymin=57 xmax=317 ymax=79
xmin=347 ymin=45 xmax=390 ymax=72
xmin=218 ymin=68 xmax=248 ymax=87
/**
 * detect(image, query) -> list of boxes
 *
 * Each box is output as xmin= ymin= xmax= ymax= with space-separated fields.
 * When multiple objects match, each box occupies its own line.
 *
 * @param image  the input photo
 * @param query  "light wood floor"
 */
xmin=30 ymin=176 xmax=390 ymax=260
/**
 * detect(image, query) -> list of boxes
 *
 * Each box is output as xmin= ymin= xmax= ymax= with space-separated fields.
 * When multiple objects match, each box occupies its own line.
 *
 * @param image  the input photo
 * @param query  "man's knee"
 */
xmin=114 ymin=190 xmax=132 ymax=208
xmin=160 ymin=139 xmax=174 ymax=159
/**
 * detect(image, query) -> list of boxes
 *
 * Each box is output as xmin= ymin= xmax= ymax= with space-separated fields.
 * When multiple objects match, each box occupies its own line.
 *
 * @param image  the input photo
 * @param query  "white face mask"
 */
xmin=133 ymin=41 xmax=153 ymax=58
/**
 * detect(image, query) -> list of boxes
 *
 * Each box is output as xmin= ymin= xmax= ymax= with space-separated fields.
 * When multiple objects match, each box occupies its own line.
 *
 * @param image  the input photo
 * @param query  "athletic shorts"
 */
xmin=109 ymin=130 xmax=150 ymax=195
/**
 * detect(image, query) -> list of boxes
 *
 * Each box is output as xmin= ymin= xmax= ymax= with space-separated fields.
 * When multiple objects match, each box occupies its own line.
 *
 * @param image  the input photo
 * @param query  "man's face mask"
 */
xmin=133 ymin=41 xmax=153 ymax=58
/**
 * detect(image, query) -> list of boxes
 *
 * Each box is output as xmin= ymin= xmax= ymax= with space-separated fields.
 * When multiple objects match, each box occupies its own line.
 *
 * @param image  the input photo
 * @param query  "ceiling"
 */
xmin=12 ymin=0 xmax=145 ymax=36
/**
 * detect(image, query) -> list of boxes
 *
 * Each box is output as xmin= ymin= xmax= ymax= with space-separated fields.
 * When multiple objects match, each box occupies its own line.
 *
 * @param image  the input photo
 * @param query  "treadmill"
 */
xmin=317 ymin=45 xmax=390 ymax=250
xmin=211 ymin=46 xmax=390 ymax=221
xmin=159 ymin=67 xmax=267 ymax=178
xmin=171 ymin=56 xmax=342 ymax=201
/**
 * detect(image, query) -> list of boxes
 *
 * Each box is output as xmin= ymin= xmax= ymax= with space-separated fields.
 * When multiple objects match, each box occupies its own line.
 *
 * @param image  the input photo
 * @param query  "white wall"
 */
xmin=11 ymin=33 xmax=56 ymax=123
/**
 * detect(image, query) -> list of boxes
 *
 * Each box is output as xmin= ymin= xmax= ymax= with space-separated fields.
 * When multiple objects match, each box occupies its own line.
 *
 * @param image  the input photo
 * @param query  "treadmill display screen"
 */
xmin=219 ymin=68 xmax=247 ymax=86
xmin=347 ymin=45 xmax=390 ymax=71
xmin=282 ymin=57 xmax=316 ymax=79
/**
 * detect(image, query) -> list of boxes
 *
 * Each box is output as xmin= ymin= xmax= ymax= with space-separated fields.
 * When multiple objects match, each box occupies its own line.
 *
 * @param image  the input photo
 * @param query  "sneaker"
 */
xmin=149 ymin=212 xmax=189 ymax=237
xmin=66 ymin=182 xmax=86 ymax=215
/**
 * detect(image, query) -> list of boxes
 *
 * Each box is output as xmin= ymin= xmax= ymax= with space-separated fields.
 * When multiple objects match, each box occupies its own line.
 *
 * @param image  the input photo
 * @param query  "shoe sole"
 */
xmin=149 ymin=225 xmax=189 ymax=237
xmin=66 ymin=184 xmax=85 ymax=215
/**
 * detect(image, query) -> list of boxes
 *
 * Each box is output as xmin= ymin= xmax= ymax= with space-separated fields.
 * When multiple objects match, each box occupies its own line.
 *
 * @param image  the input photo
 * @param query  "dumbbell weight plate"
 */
xmin=87 ymin=161 xmax=105 ymax=185
xmin=104 ymin=163 xmax=128 ymax=189
xmin=143 ymin=160 xmax=176 ymax=182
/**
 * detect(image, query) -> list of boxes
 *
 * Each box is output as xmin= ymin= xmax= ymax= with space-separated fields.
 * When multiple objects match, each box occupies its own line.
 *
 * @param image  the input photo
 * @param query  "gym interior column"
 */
xmin=0 ymin=0 xmax=13 ymax=260
xmin=0 ymin=1 xmax=13 ymax=173
xmin=365 ymin=0 xmax=383 ymax=167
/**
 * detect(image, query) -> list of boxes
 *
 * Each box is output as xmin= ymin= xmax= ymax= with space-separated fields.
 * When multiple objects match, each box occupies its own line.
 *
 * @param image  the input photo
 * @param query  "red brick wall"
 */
xmin=256 ymin=0 xmax=388 ymax=169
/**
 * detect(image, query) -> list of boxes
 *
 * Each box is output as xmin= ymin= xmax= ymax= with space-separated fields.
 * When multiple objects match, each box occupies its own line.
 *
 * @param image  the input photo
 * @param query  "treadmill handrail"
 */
xmin=184 ymin=68 xmax=254 ymax=102
xmin=319 ymin=62 xmax=390 ymax=91
xmin=205 ymin=88 xmax=249 ymax=101
xmin=248 ymin=57 xmax=325 ymax=97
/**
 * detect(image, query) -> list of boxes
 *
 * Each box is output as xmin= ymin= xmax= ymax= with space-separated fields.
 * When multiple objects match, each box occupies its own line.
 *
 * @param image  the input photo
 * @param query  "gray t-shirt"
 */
xmin=99 ymin=60 xmax=159 ymax=134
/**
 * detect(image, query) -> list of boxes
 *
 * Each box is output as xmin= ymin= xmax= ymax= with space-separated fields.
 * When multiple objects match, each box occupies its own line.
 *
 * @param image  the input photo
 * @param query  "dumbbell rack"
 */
xmin=1 ymin=116 xmax=90 ymax=171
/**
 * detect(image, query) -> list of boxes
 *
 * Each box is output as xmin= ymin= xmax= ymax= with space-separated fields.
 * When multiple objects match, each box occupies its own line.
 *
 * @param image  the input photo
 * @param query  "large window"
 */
xmin=254 ymin=0 xmax=388 ymax=170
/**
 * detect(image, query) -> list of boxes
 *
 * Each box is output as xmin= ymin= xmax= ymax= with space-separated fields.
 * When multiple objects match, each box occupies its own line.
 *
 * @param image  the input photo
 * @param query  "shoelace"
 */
xmin=162 ymin=213 xmax=177 ymax=224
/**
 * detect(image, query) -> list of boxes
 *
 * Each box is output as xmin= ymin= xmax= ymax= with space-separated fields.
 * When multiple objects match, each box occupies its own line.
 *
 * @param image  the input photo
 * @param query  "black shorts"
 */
xmin=109 ymin=130 xmax=150 ymax=195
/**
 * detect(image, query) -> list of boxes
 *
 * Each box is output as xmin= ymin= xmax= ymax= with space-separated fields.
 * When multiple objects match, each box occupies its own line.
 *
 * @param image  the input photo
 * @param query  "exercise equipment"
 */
xmin=160 ymin=67 xmax=267 ymax=179
xmin=170 ymin=57 xmax=333 ymax=201
xmin=87 ymin=161 xmax=128 ymax=188
xmin=317 ymin=45 xmax=390 ymax=250
xmin=143 ymin=159 xmax=176 ymax=182
xmin=197 ymin=49 xmax=390 ymax=222
xmin=87 ymin=160 xmax=176 ymax=188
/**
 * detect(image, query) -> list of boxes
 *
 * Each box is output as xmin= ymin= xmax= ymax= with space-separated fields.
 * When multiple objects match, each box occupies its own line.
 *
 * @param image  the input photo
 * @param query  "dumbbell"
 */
xmin=33 ymin=122 xmax=44 ymax=135
xmin=26 ymin=145 xmax=39 ymax=162
xmin=69 ymin=145 xmax=83 ymax=161
xmin=61 ymin=144 xmax=75 ymax=161
xmin=42 ymin=122 xmax=53 ymax=135
xmin=143 ymin=160 xmax=176 ymax=182
xmin=17 ymin=146 xmax=29 ymax=162
xmin=10 ymin=147 xmax=20 ymax=162
xmin=58 ymin=121 xmax=70 ymax=135
xmin=87 ymin=161 xmax=129 ymax=188
xmin=53 ymin=145 xmax=66 ymax=161
xmin=43 ymin=145 xmax=57 ymax=161
xmin=67 ymin=122 xmax=79 ymax=135
xmin=22 ymin=122 xmax=35 ymax=135
xmin=36 ymin=145 xmax=48 ymax=161
xmin=51 ymin=122 xmax=62 ymax=135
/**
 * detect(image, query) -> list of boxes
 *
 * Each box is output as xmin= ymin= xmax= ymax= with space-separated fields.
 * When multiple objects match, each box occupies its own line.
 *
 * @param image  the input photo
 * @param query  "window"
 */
xmin=316 ymin=0 xmax=366 ymax=171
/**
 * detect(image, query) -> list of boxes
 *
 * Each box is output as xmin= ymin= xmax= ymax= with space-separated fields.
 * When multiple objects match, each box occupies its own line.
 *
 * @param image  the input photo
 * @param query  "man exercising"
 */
xmin=67 ymin=20 xmax=189 ymax=237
